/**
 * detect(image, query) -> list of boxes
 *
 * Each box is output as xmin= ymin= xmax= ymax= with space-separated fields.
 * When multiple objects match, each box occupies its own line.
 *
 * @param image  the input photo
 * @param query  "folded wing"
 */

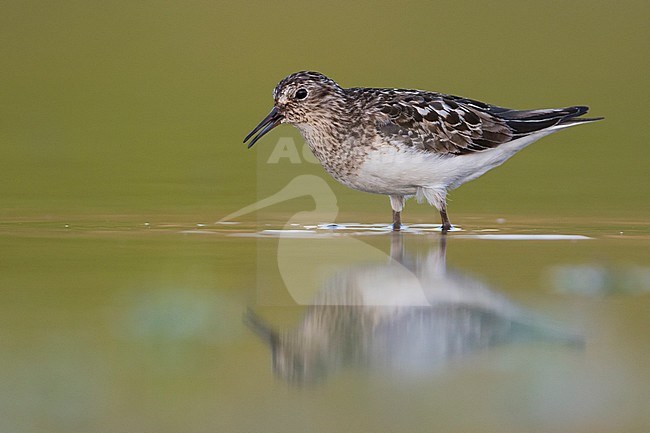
xmin=365 ymin=89 xmax=600 ymax=155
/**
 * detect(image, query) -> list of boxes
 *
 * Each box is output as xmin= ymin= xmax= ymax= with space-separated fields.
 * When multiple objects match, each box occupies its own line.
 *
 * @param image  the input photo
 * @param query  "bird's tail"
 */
xmin=499 ymin=105 xmax=603 ymax=136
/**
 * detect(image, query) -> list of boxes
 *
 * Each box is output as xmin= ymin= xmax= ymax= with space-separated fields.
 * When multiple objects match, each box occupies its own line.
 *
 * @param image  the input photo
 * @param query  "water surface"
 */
xmin=1 ymin=217 xmax=648 ymax=432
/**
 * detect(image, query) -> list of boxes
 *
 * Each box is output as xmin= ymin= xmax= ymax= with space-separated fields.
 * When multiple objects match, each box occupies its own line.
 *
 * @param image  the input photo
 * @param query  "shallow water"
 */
xmin=1 ymin=217 xmax=648 ymax=432
xmin=2 ymin=1 xmax=650 ymax=431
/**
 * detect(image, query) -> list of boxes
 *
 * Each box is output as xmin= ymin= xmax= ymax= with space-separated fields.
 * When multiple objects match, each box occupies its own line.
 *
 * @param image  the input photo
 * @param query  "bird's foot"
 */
xmin=392 ymin=210 xmax=402 ymax=231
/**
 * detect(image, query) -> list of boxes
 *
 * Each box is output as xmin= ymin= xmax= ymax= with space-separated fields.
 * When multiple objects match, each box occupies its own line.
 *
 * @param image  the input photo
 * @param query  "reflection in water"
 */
xmin=247 ymin=235 xmax=582 ymax=385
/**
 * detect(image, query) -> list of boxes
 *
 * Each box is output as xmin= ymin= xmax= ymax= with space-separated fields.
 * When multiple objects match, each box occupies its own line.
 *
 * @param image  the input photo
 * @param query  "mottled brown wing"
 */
xmin=372 ymin=92 xmax=514 ymax=155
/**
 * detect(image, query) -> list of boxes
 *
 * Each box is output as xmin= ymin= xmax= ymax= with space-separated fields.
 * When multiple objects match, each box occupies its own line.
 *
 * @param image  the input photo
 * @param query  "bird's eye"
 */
xmin=295 ymin=88 xmax=308 ymax=100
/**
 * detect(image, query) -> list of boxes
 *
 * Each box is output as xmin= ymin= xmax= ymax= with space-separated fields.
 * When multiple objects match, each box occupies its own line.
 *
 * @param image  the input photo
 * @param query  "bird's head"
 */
xmin=244 ymin=71 xmax=345 ymax=148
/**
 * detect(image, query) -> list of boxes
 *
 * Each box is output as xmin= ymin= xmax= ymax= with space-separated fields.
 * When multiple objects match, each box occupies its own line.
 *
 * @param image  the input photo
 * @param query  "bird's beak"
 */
xmin=243 ymin=107 xmax=283 ymax=148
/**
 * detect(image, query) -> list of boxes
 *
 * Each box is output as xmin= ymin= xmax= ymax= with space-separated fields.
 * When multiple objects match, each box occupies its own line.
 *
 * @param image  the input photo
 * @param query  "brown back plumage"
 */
xmin=349 ymin=88 xmax=602 ymax=155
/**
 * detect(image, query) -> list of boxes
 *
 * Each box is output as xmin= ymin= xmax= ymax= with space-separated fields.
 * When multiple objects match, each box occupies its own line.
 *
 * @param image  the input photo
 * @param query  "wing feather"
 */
xmin=369 ymin=92 xmax=513 ymax=155
xmin=349 ymin=88 xmax=598 ymax=156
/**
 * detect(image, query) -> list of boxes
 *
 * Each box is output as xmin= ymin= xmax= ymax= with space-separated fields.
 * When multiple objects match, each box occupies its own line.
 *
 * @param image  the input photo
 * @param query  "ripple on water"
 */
xmin=216 ymin=221 xmax=599 ymax=239
xmin=221 ymin=222 xmax=467 ymax=237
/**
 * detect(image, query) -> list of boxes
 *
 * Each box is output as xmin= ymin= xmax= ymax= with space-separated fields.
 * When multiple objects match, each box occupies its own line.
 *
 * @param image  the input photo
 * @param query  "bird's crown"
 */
xmin=272 ymin=71 xmax=340 ymax=100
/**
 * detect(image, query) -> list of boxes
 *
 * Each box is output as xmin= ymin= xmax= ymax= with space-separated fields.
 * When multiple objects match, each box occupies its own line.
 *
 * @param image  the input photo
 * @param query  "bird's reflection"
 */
xmin=247 ymin=235 xmax=581 ymax=385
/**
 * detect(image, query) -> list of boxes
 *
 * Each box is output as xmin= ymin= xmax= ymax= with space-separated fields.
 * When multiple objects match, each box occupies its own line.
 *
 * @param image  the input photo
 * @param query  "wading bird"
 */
xmin=244 ymin=71 xmax=602 ymax=232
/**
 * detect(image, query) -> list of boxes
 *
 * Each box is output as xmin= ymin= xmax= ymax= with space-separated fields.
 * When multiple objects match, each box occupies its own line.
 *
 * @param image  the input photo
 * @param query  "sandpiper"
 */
xmin=243 ymin=71 xmax=602 ymax=232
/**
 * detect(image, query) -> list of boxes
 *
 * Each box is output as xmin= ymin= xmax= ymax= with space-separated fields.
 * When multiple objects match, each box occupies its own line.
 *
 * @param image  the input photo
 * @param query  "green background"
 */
xmin=2 ymin=0 xmax=648 ymax=223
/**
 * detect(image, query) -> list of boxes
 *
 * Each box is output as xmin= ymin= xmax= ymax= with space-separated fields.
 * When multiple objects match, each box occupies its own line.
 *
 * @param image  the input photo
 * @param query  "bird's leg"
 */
xmin=389 ymin=195 xmax=405 ymax=231
xmin=392 ymin=210 xmax=401 ymax=231
xmin=439 ymin=208 xmax=452 ymax=233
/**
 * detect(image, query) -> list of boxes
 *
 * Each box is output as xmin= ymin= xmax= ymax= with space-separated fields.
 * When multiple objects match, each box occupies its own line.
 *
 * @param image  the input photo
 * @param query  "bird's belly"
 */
xmin=349 ymin=138 xmax=542 ymax=195
xmin=351 ymin=149 xmax=450 ymax=195
xmin=316 ymin=131 xmax=542 ymax=196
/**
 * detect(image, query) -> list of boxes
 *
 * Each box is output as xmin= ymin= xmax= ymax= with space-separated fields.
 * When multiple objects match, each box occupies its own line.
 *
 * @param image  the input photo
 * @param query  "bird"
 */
xmin=243 ymin=71 xmax=602 ymax=232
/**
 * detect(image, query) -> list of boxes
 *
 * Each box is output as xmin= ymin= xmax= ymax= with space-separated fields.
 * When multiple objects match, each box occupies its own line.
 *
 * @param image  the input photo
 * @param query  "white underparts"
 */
xmin=325 ymin=123 xmax=586 ymax=213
